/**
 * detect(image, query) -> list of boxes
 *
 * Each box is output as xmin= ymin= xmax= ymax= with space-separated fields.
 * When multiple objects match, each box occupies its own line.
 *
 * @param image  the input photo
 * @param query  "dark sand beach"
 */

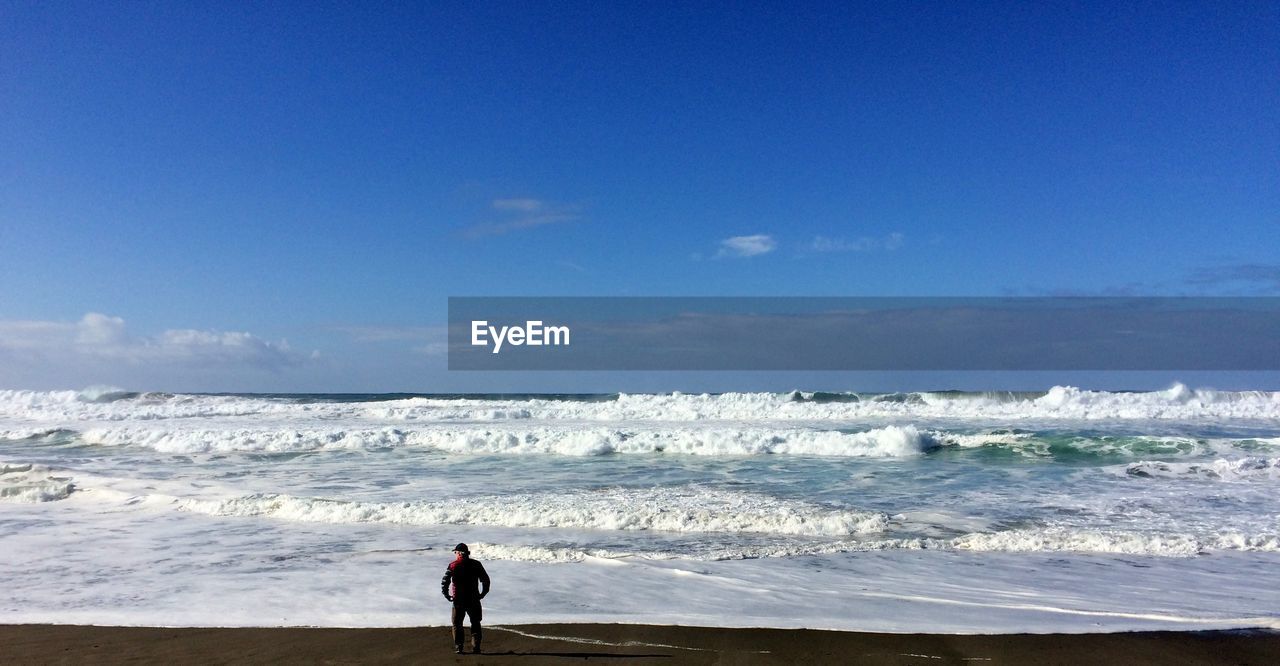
xmin=3 ymin=624 xmax=1278 ymax=665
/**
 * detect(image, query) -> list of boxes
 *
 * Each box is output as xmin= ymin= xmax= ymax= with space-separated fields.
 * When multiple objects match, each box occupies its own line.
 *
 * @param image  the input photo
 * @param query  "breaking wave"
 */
xmin=11 ymin=424 xmax=1273 ymax=462
xmin=178 ymin=487 xmax=891 ymax=537
xmin=1121 ymin=457 xmax=1280 ymax=482
xmin=68 ymin=424 xmax=937 ymax=456
xmin=21 ymin=467 xmax=1279 ymax=561
xmin=368 ymin=384 xmax=1280 ymax=421
xmin=0 ymin=462 xmax=75 ymax=503
xmin=3 ymin=384 xmax=1280 ymax=424
xmin=465 ymin=528 xmax=1280 ymax=562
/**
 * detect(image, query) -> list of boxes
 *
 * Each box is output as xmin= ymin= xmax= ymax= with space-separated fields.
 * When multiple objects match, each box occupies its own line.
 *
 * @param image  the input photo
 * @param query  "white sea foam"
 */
xmin=67 ymin=424 xmax=938 ymax=456
xmin=952 ymin=528 xmax=1280 ymax=556
xmin=3 ymin=384 xmax=1280 ymax=631
xmin=155 ymin=482 xmax=1278 ymax=559
xmin=0 ymin=462 xmax=75 ymax=503
xmin=372 ymin=384 xmax=1280 ymax=421
xmin=925 ymin=430 xmax=1036 ymax=448
xmin=41 ymin=423 xmax=1277 ymax=459
xmin=5 ymin=498 xmax=1278 ymax=633
xmin=79 ymin=425 xmax=411 ymax=453
xmin=1121 ymin=457 xmax=1280 ymax=482
xmin=0 ymin=389 xmax=283 ymax=422
xmin=177 ymin=487 xmax=891 ymax=537
xmin=465 ymin=527 xmax=1280 ymax=561
xmin=0 ymin=427 xmax=68 ymax=441
xmin=413 ymin=538 xmax=940 ymax=563
xmin=23 ymin=464 xmax=1280 ymax=561
xmin=468 ymin=529 xmax=1280 ymax=562
xmin=4 ymin=384 xmax=1280 ymax=426
xmin=6 ymin=421 xmax=1273 ymax=460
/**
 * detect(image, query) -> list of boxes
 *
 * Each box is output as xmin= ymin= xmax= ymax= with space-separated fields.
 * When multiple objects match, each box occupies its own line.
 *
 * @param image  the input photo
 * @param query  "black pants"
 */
xmin=451 ymin=600 xmax=482 ymax=648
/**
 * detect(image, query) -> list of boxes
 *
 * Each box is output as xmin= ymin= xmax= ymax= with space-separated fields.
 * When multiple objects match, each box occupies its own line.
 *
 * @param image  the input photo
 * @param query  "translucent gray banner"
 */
xmin=447 ymin=297 xmax=1280 ymax=371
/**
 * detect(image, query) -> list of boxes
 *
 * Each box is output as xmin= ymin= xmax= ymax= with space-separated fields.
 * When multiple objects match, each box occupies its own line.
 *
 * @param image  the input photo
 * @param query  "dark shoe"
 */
xmin=473 ymin=646 xmax=482 ymax=654
xmin=455 ymin=645 xmax=465 ymax=654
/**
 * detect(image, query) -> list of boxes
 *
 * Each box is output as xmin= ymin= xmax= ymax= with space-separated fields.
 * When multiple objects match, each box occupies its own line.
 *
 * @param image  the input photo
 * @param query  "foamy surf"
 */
xmin=177 ymin=486 xmax=891 ymax=537
xmin=16 ymin=424 xmax=1277 ymax=464
xmin=62 ymin=423 xmax=938 ymax=457
xmin=1120 ymin=457 xmax=1280 ymax=482
xmin=2 ymin=385 xmax=1279 ymax=632
xmin=4 ymin=384 xmax=1280 ymax=424
xmin=0 ymin=462 xmax=76 ymax=503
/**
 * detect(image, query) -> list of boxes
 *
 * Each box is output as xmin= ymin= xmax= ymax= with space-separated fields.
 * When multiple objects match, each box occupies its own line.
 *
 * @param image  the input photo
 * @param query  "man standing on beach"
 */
xmin=441 ymin=543 xmax=491 ymax=654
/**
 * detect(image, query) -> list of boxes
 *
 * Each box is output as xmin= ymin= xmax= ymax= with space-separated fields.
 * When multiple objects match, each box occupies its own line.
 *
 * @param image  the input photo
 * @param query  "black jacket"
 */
xmin=442 ymin=557 xmax=490 ymax=602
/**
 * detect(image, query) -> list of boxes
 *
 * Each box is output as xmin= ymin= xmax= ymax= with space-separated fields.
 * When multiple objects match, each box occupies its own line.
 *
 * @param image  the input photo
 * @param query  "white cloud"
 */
xmin=0 ymin=313 xmax=304 ymax=369
xmin=76 ymin=312 xmax=128 ymax=345
xmin=462 ymin=198 xmax=581 ymax=238
xmin=716 ymin=234 xmax=777 ymax=258
xmin=809 ymin=232 xmax=905 ymax=253
xmin=491 ymin=198 xmax=545 ymax=212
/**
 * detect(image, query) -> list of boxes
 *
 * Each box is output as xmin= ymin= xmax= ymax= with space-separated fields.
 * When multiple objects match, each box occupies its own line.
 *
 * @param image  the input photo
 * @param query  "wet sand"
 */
xmin=3 ymin=623 xmax=1278 ymax=665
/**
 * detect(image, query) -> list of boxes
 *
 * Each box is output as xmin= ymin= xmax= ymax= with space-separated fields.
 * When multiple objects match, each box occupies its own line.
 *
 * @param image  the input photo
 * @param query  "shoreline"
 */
xmin=4 ymin=623 xmax=1279 ymax=665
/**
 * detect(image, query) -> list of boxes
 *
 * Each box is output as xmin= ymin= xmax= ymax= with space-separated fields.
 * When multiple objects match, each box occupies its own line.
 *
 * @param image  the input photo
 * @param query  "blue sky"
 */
xmin=1 ymin=1 xmax=1277 ymax=391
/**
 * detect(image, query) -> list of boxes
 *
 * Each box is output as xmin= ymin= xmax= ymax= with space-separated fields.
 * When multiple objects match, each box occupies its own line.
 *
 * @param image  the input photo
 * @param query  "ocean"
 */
xmin=2 ymin=385 xmax=1278 ymax=632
